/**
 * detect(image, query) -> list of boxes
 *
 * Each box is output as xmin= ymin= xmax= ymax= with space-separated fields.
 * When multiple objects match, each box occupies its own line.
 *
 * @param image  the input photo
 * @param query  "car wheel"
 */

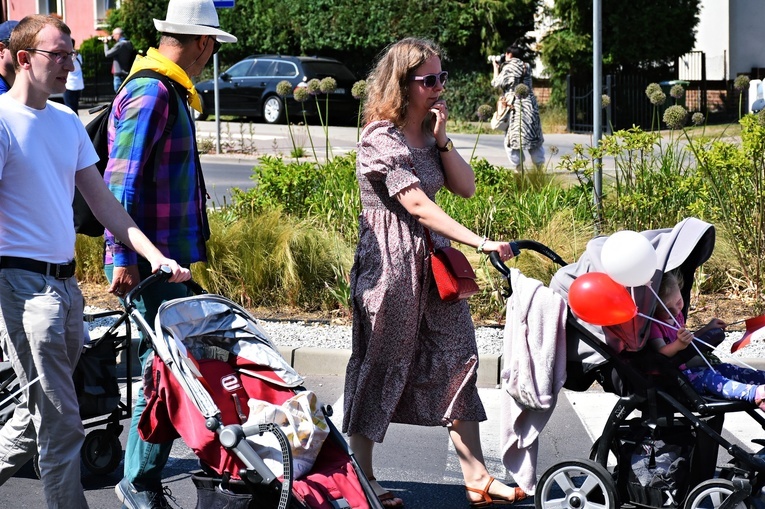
xmin=262 ymin=95 xmax=284 ymax=124
xmin=194 ymin=95 xmax=208 ymax=121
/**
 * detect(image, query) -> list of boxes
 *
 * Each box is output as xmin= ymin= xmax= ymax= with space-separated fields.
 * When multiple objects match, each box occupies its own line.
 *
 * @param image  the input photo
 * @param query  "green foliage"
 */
xmin=215 ymin=0 xmax=540 ymax=77
xmin=437 ymin=159 xmax=591 ymax=242
xmin=230 ymin=153 xmax=360 ymax=242
xmin=195 ymin=210 xmax=353 ymax=309
xmin=687 ymin=114 xmax=765 ymax=308
xmin=75 ymin=235 xmax=107 ymax=283
xmin=106 ymin=0 xmax=170 ymax=53
xmin=442 ymin=71 xmax=497 ymax=123
xmin=541 ymin=0 xmax=701 ymax=106
xmin=231 ymin=156 xmax=321 ymax=218
xmin=560 ymin=127 xmax=711 ymax=232
xmin=77 ymin=37 xmax=110 ymax=83
xmin=76 ymin=115 xmax=765 ymax=315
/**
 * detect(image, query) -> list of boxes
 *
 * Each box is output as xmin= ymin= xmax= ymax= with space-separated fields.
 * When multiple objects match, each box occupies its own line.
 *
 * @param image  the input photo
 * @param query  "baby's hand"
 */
xmin=677 ymin=328 xmax=693 ymax=347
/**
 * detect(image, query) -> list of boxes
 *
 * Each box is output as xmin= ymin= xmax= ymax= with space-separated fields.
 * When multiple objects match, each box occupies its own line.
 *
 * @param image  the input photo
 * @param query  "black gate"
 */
xmin=567 ymin=73 xmax=688 ymax=133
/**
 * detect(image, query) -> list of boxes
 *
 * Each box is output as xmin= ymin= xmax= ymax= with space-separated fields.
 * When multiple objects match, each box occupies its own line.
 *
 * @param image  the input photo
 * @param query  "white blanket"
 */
xmin=500 ymin=268 xmax=567 ymax=494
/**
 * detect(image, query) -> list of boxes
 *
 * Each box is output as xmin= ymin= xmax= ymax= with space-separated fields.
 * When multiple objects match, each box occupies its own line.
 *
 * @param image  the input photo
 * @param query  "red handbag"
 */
xmin=430 ymin=246 xmax=480 ymax=301
xmin=423 ymin=228 xmax=479 ymax=301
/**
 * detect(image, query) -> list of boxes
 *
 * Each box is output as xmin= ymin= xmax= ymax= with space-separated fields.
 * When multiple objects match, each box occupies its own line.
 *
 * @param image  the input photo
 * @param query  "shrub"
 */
xmin=195 ymin=210 xmax=353 ymax=310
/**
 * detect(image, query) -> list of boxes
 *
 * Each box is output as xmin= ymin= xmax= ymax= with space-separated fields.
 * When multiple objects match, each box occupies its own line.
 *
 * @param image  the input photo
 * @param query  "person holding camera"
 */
xmin=490 ymin=46 xmax=545 ymax=171
xmin=103 ymin=27 xmax=134 ymax=92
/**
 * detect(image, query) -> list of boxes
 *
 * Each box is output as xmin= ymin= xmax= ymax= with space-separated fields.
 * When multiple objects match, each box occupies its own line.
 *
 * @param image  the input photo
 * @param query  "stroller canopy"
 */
xmin=550 ymin=217 xmax=715 ymax=373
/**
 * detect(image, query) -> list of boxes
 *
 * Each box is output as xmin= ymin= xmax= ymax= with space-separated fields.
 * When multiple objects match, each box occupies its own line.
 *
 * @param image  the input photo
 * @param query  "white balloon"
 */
xmin=600 ymin=230 xmax=658 ymax=287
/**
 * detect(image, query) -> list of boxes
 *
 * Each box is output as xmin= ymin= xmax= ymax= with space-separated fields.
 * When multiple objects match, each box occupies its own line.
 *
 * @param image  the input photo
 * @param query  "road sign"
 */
xmin=213 ymin=0 xmax=235 ymax=8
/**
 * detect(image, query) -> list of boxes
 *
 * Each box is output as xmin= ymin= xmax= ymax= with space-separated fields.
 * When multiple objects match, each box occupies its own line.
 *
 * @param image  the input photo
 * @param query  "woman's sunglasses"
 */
xmin=410 ymin=71 xmax=448 ymax=88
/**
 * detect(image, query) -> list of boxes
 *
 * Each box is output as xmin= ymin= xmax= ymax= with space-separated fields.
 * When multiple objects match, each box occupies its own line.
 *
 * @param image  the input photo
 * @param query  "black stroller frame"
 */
xmin=491 ymin=230 xmax=765 ymax=509
xmin=0 ymin=307 xmax=133 ymax=476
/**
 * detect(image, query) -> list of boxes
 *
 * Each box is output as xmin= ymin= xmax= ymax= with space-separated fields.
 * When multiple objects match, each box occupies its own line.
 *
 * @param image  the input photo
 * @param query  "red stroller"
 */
xmin=123 ymin=270 xmax=383 ymax=509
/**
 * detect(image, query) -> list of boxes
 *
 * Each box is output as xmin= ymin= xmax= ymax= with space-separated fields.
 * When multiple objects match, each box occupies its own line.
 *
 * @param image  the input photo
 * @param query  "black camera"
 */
xmin=488 ymin=54 xmax=506 ymax=65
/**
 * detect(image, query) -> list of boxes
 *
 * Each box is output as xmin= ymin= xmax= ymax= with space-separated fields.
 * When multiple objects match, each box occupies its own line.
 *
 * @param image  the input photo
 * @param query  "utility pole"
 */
xmin=593 ymin=0 xmax=603 ymax=234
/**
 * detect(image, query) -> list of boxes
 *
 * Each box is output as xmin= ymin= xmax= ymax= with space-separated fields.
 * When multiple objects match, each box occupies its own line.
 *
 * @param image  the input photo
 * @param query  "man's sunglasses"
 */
xmin=198 ymin=36 xmax=221 ymax=55
xmin=410 ymin=71 xmax=448 ymax=88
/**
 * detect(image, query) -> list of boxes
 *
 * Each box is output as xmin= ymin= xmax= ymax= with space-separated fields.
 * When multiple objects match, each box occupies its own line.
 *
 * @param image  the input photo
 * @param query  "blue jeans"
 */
xmin=113 ymin=75 xmax=125 ymax=93
xmin=685 ymin=363 xmax=765 ymax=403
xmin=0 ymin=269 xmax=88 ymax=508
xmin=105 ymin=260 xmax=191 ymax=490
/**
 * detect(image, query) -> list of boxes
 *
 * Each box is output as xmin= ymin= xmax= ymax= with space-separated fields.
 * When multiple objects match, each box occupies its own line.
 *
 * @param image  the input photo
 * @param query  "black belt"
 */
xmin=0 ymin=256 xmax=77 ymax=279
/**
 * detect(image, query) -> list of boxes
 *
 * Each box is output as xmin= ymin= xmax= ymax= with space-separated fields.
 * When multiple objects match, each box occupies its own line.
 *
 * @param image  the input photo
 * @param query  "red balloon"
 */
xmin=568 ymin=272 xmax=638 ymax=326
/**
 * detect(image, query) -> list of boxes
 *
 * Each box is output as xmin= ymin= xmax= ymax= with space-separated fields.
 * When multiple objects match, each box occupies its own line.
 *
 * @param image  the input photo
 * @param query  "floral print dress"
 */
xmin=342 ymin=120 xmax=486 ymax=443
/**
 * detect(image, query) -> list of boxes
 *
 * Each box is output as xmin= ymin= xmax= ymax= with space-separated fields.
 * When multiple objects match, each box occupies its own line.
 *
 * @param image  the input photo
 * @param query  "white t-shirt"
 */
xmin=0 ymin=94 xmax=99 ymax=263
xmin=66 ymin=54 xmax=85 ymax=91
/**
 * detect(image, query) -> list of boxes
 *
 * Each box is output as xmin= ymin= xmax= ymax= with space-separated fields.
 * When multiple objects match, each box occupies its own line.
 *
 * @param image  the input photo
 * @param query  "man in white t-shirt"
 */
xmin=63 ymin=37 xmax=84 ymax=112
xmin=0 ymin=15 xmax=191 ymax=508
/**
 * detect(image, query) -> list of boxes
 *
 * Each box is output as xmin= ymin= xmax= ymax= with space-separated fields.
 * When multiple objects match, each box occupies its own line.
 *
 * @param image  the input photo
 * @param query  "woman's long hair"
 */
xmin=363 ymin=38 xmax=443 ymax=129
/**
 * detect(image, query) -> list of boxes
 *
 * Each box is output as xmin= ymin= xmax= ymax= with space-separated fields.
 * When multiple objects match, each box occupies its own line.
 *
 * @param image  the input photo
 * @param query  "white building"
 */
xmin=679 ymin=0 xmax=765 ymax=81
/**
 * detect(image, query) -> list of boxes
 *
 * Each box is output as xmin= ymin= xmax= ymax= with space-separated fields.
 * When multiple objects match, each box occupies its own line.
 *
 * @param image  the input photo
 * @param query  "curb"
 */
xmin=120 ymin=342 xmax=765 ymax=388
xmin=119 ymin=341 xmax=503 ymax=386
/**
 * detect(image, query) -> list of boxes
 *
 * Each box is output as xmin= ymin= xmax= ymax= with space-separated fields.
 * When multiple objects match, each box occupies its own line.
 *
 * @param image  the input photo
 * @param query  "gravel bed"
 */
xmin=84 ymin=306 xmax=765 ymax=360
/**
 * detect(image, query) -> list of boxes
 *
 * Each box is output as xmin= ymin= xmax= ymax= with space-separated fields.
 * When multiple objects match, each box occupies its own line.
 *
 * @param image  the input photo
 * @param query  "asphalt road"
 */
xmin=193 ymin=119 xmax=610 ymax=173
xmin=1 ymin=366 xmax=762 ymax=509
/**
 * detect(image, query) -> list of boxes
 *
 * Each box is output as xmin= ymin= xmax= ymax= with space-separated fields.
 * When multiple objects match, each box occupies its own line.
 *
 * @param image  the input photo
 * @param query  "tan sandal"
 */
xmin=466 ymin=477 xmax=528 ymax=507
xmin=368 ymin=476 xmax=404 ymax=508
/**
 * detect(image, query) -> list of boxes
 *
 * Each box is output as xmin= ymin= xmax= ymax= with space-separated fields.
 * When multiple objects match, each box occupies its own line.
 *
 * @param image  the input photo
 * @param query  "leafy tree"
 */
xmin=216 ymin=0 xmax=540 ymax=76
xmin=106 ymin=0 xmax=168 ymax=53
xmin=107 ymin=0 xmax=541 ymax=120
xmin=540 ymin=0 xmax=701 ymax=106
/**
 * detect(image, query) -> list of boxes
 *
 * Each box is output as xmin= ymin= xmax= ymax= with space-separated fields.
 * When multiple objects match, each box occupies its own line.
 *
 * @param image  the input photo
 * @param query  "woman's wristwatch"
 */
xmin=437 ymin=138 xmax=454 ymax=152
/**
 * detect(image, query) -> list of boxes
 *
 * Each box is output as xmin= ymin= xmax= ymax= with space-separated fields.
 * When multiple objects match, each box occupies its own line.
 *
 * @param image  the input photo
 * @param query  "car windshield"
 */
xmin=302 ymin=61 xmax=356 ymax=81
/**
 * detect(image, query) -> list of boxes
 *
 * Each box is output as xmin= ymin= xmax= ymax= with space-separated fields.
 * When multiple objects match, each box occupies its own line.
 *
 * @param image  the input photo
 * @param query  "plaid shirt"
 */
xmin=104 ymin=76 xmax=207 ymax=267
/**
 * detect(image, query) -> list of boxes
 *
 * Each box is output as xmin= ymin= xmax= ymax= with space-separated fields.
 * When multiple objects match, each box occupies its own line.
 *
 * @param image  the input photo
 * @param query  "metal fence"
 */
xmin=81 ymin=58 xmax=115 ymax=106
xmin=567 ymin=73 xmax=699 ymax=133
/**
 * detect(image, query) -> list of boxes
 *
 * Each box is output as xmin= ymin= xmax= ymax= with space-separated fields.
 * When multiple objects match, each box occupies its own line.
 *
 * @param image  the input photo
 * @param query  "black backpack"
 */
xmin=73 ymin=69 xmax=181 ymax=236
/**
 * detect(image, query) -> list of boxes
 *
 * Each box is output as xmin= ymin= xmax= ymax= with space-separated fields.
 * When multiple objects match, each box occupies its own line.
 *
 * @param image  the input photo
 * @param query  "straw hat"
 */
xmin=154 ymin=0 xmax=237 ymax=43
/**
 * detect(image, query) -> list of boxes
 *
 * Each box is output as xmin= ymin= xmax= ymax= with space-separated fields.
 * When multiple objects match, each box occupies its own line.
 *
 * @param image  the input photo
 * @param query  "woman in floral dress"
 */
xmin=342 ymin=37 xmax=525 ymax=508
xmin=491 ymin=46 xmax=545 ymax=171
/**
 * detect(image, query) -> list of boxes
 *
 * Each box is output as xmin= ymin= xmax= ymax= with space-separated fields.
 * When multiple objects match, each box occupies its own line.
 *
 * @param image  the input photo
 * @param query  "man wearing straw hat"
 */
xmin=105 ymin=1 xmax=235 ymax=507
xmin=0 ymin=14 xmax=191 ymax=508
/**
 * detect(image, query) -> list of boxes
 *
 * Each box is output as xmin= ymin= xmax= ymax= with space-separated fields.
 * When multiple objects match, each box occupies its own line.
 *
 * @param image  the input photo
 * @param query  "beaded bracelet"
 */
xmin=476 ymin=237 xmax=489 ymax=253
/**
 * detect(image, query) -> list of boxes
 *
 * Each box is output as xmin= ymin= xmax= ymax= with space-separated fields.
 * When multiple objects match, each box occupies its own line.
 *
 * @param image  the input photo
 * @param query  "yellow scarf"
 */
xmin=127 ymin=48 xmax=202 ymax=112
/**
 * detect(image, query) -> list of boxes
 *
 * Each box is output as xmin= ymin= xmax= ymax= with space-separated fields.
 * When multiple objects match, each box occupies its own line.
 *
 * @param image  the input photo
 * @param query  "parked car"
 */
xmin=194 ymin=55 xmax=361 ymax=124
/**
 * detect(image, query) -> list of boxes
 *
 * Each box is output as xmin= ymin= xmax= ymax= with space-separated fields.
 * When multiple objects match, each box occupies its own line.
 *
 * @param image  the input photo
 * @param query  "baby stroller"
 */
xmin=0 ymin=309 xmax=133 ymax=476
xmin=492 ymin=218 xmax=765 ymax=509
xmin=122 ymin=268 xmax=383 ymax=509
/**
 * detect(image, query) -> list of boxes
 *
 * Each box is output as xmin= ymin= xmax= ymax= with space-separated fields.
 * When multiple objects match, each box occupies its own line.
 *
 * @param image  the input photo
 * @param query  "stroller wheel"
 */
xmin=684 ymin=479 xmax=746 ymax=509
xmin=535 ymin=459 xmax=618 ymax=509
xmin=81 ymin=429 xmax=122 ymax=475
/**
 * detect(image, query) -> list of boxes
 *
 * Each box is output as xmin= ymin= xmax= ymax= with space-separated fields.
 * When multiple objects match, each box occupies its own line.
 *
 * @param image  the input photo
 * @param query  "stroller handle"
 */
xmin=124 ymin=265 xmax=207 ymax=309
xmin=489 ymin=240 xmax=568 ymax=278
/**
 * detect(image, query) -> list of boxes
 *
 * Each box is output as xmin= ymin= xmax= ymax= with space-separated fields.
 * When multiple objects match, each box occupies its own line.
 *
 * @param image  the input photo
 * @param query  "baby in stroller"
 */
xmin=649 ymin=269 xmax=765 ymax=411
